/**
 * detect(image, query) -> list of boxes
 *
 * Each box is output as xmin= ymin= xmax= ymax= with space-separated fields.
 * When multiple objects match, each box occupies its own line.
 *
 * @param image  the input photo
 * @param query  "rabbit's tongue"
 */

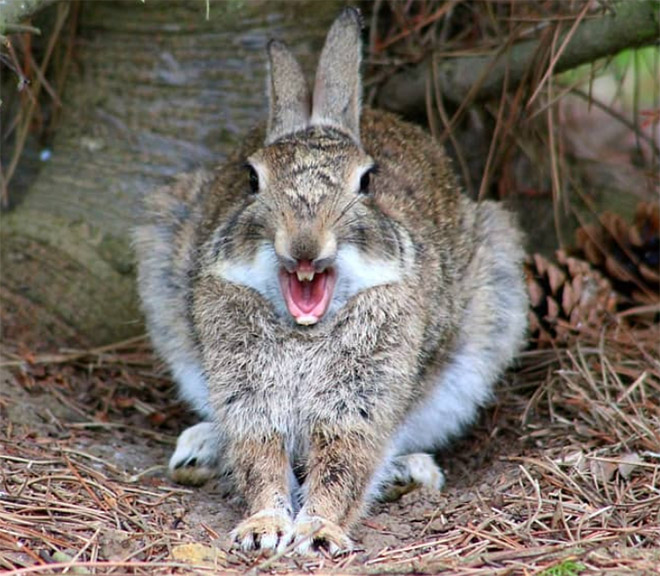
xmin=279 ymin=269 xmax=336 ymax=326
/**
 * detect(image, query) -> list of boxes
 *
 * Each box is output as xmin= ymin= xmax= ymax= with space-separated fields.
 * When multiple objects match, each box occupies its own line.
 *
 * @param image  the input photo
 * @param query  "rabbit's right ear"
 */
xmin=311 ymin=8 xmax=363 ymax=143
xmin=265 ymin=40 xmax=311 ymax=145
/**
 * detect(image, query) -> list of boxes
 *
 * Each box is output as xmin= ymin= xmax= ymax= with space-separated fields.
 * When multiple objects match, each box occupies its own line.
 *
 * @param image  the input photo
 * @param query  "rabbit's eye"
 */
xmin=359 ymin=170 xmax=372 ymax=195
xmin=246 ymin=164 xmax=260 ymax=194
xmin=359 ymin=164 xmax=378 ymax=196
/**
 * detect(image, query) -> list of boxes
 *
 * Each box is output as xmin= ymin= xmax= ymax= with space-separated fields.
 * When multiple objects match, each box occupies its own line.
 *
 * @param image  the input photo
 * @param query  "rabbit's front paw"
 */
xmin=169 ymin=422 xmax=220 ymax=486
xmin=285 ymin=515 xmax=352 ymax=556
xmin=380 ymin=453 xmax=445 ymax=501
xmin=231 ymin=509 xmax=293 ymax=553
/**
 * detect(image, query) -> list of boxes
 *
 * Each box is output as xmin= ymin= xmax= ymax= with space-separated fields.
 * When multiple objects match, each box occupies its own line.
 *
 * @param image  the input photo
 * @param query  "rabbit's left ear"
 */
xmin=266 ymin=40 xmax=311 ymax=145
xmin=311 ymin=8 xmax=363 ymax=143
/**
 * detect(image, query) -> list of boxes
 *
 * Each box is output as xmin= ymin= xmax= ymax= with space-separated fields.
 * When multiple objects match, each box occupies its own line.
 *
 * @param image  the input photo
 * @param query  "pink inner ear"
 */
xmin=279 ymin=269 xmax=337 ymax=325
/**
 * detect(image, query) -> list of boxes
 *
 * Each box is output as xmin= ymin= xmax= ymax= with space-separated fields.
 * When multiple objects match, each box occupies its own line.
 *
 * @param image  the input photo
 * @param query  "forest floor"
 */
xmin=1 ymin=309 xmax=659 ymax=576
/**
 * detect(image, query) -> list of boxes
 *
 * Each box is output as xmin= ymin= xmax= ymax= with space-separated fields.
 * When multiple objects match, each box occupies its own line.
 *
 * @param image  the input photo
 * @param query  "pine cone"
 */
xmin=525 ymin=250 xmax=618 ymax=349
xmin=574 ymin=202 xmax=659 ymax=307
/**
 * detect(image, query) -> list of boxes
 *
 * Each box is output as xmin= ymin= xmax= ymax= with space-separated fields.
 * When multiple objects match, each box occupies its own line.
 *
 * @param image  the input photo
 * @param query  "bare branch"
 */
xmin=377 ymin=1 xmax=660 ymax=115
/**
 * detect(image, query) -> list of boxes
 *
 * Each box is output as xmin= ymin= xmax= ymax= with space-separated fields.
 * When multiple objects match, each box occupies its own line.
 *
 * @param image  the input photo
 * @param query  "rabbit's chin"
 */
xmin=278 ymin=267 xmax=337 ymax=326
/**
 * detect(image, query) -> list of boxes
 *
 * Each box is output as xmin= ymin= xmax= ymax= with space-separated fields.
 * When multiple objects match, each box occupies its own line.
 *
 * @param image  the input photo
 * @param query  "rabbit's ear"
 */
xmin=311 ymin=8 xmax=363 ymax=143
xmin=266 ymin=40 xmax=311 ymax=145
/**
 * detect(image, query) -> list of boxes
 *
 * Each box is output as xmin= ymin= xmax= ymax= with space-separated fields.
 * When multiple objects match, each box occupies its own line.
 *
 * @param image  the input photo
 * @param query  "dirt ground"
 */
xmin=1 ymin=320 xmax=659 ymax=575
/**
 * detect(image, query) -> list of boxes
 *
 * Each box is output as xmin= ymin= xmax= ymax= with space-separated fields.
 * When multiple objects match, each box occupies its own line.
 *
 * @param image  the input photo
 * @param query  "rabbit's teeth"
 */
xmin=296 ymin=270 xmax=315 ymax=282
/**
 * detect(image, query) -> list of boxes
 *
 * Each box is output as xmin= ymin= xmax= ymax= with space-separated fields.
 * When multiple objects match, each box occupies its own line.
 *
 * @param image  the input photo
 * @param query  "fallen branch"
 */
xmin=377 ymin=1 xmax=660 ymax=115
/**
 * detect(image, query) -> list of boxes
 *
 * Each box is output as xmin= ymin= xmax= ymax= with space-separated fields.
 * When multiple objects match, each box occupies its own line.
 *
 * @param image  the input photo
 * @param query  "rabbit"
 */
xmin=134 ymin=7 xmax=528 ymax=556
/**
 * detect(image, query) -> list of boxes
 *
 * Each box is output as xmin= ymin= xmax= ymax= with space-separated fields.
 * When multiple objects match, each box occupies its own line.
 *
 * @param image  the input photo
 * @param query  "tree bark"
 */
xmin=377 ymin=0 xmax=660 ymax=115
xmin=1 ymin=0 xmax=343 ymax=346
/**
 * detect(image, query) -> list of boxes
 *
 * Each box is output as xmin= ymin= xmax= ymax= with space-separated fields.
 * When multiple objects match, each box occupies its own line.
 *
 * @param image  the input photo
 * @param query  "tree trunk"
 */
xmin=1 ymin=0 xmax=343 ymax=346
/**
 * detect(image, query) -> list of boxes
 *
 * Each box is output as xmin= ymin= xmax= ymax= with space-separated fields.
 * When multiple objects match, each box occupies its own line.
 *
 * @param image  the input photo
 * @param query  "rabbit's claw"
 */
xmin=283 ymin=515 xmax=353 ymax=557
xmin=168 ymin=422 xmax=219 ymax=486
xmin=231 ymin=509 xmax=294 ymax=553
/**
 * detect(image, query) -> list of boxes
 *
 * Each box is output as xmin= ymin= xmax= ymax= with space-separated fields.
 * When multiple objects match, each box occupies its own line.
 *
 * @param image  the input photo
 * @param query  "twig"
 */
xmin=0 ymin=334 xmax=149 ymax=367
xmin=1 ymin=2 xmax=69 ymax=198
xmin=378 ymin=1 xmax=660 ymax=114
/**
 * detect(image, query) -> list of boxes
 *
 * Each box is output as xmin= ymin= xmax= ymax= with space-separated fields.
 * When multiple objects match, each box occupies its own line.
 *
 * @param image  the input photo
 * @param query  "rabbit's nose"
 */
xmin=275 ymin=229 xmax=337 ymax=272
xmin=278 ymin=256 xmax=335 ymax=275
xmin=311 ymin=255 xmax=335 ymax=272
xmin=296 ymin=256 xmax=336 ymax=274
xmin=289 ymin=249 xmax=336 ymax=274
xmin=289 ymin=234 xmax=320 ymax=264
xmin=278 ymin=253 xmax=298 ymax=273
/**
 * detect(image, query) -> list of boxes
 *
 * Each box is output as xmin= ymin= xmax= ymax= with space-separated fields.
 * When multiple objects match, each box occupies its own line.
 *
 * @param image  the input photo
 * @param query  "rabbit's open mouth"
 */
xmin=279 ymin=266 xmax=337 ymax=326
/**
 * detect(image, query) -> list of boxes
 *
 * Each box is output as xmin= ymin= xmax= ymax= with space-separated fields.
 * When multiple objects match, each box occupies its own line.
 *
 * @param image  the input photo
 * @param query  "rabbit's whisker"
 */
xmin=331 ymin=196 xmax=361 ymax=228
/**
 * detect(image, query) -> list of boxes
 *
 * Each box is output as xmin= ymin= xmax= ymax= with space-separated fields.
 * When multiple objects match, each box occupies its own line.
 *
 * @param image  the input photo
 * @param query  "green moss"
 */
xmin=558 ymin=45 xmax=659 ymax=108
xmin=539 ymin=560 xmax=586 ymax=576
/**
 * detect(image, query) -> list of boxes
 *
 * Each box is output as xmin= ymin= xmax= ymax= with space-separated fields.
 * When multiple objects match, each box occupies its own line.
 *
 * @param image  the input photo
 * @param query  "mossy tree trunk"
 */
xmin=1 ymin=0 xmax=342 ymax=346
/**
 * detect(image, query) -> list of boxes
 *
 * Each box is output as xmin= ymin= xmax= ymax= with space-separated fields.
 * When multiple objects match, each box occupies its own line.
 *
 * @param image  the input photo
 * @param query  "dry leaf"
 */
xmin=99 ymin=529 xmax=140 ymax=562
xmin=557 ymin=450 xmax=588 ymax=474
xmin=171 ymin=543 xmax=226 ymax=567
xmin=617 ymin=452 xmax=643 ymax=480
xmin=589 ymin=459 xmax=617 ymax=483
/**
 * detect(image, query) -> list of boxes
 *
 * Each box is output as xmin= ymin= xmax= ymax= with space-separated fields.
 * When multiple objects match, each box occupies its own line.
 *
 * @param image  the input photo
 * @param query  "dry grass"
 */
xmin=0 ymin=438 xmax=192 ymax=574
xmin=1 ymin=314 xmax=658 ymax=575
